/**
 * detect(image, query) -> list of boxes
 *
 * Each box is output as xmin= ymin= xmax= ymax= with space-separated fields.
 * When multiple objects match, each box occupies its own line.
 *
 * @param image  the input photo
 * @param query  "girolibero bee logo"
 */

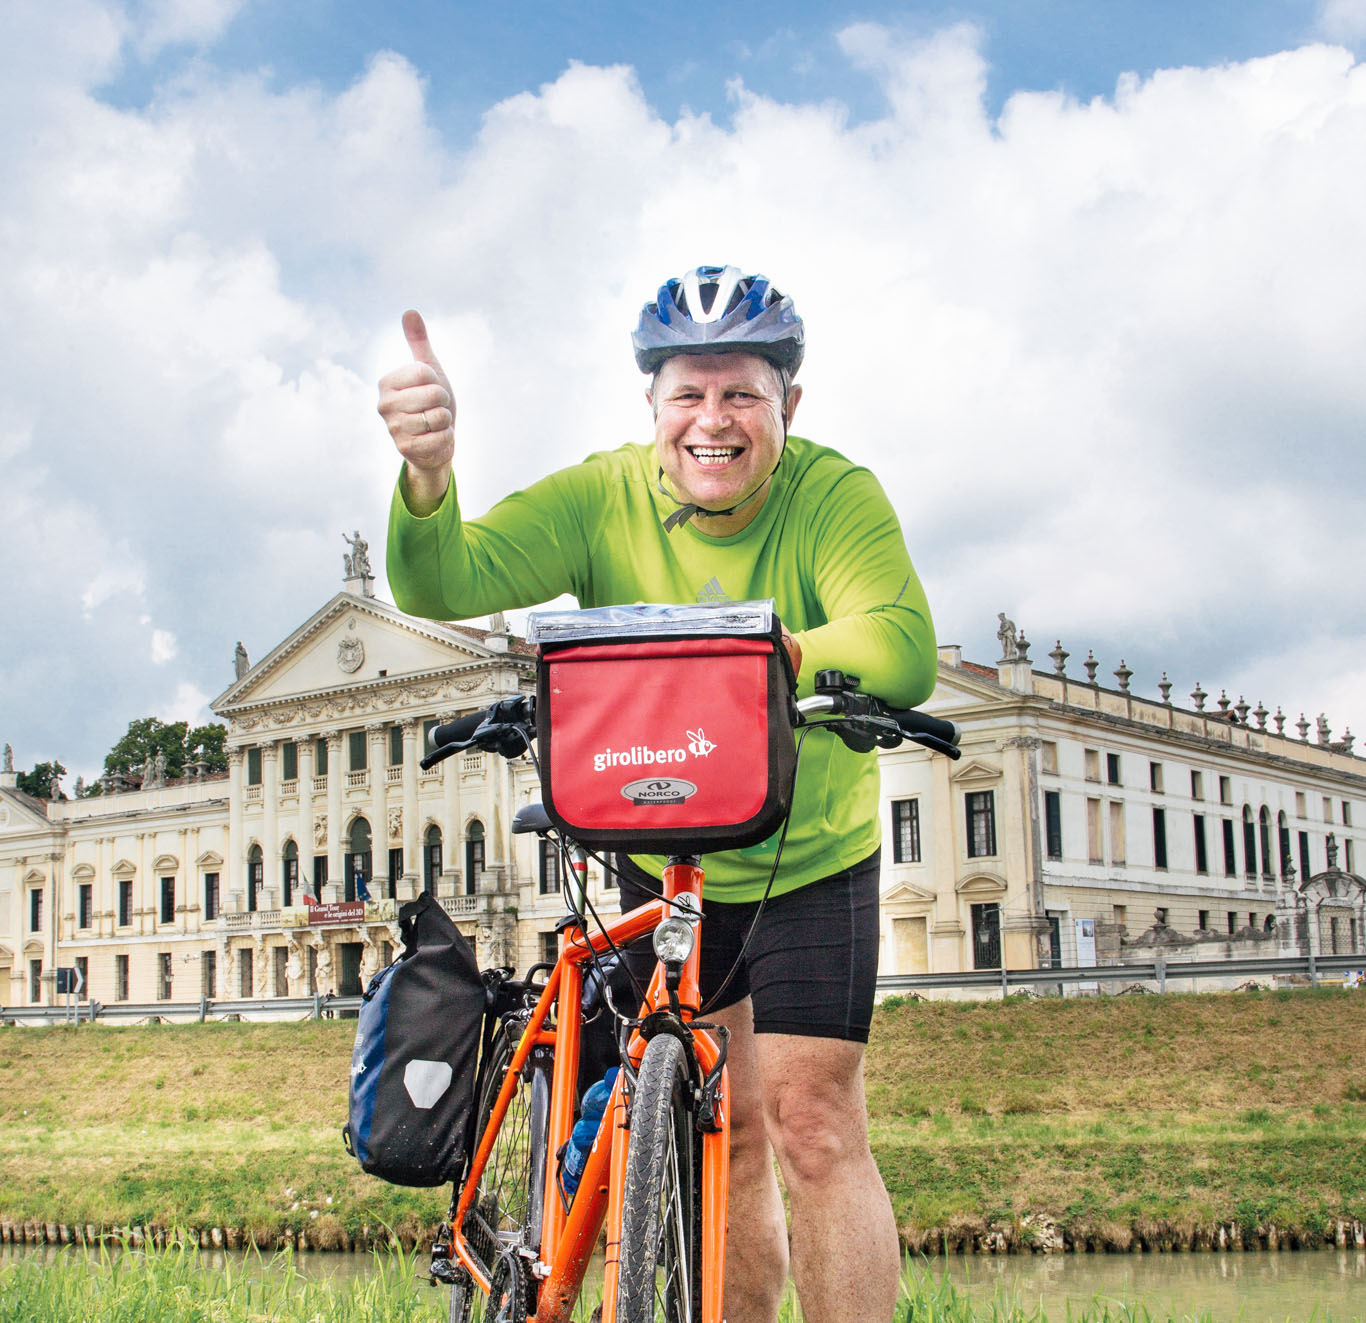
xmin=621 ymin=777 xmax=699 ymax=805
xmin=592 ymin=728 xmax=717 ymax=774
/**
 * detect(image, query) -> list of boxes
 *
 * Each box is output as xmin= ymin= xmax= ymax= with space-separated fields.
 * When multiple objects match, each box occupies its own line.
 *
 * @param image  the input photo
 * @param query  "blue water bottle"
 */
xmin=560 ymin=1067 xmax=619 ymax=1196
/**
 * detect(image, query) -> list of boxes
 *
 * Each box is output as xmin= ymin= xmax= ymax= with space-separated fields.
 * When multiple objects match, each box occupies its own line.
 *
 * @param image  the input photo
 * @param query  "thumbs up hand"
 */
xmin=378 ymin=310 xmax=455 ymax=513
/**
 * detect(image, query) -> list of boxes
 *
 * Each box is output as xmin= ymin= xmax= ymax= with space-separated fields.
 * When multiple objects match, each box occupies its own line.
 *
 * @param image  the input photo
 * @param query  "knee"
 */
xmin=767 ymin=1092 xmax=868 ymax=1189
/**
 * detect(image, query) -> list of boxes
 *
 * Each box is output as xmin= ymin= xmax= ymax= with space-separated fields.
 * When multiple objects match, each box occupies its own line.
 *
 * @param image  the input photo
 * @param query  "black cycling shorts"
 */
xmin=613 ymin=849 xmax=881 ymax=1042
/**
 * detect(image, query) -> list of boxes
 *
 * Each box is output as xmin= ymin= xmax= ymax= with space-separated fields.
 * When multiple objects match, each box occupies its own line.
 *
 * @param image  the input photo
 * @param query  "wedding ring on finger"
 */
xmin=420 ymin=410 xmax=433 ymax=434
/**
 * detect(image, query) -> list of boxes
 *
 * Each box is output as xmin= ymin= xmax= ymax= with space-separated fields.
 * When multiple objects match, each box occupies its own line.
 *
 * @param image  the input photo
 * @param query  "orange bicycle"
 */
xmin=420 ymin=603 xmax=960 ymax=1323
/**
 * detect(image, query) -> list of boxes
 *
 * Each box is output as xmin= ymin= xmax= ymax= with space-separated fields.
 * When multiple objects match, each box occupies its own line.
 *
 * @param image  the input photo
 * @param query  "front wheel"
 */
xmin=615 ymin=1035 xmax=703 ymax=1323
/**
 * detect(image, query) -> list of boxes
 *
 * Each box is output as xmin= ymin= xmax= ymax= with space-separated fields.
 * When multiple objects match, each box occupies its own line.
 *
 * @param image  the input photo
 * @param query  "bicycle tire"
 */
xmin=615 ymin=1035 xmax=704 ymax=1323
xmin=460 ymin=1019 xmax=550 ymax=1314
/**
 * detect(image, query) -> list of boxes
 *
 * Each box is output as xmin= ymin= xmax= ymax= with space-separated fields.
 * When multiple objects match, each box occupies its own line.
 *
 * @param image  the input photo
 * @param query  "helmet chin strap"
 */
xmin=657 ymin=429 xmax=788 ymax=534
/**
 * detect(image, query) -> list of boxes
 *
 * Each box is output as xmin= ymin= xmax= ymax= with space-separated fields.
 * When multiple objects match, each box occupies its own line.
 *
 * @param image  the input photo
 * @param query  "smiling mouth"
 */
xmin=686 ymin=445 xmax=742 ymax=467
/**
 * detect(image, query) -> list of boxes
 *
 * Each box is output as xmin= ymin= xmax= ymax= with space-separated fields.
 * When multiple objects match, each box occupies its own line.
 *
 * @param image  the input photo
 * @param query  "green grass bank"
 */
xmin=2 ymin=987 xmax=1364 ymax=1255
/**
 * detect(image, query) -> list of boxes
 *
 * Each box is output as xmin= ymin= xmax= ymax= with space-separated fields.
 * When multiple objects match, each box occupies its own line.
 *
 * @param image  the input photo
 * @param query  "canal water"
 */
xmin=3 ymin=1243 xmax=1363 ymax=1321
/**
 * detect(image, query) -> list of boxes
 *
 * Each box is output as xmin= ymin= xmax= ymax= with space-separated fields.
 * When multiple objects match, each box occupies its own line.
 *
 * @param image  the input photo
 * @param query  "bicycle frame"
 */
xmin=450 ymin=857 xmax=730 ymax=1323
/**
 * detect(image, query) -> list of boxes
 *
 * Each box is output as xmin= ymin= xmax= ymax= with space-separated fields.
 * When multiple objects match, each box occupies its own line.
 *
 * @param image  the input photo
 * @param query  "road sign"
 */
xmin=55 ymin=966 xmax=85 ymax=996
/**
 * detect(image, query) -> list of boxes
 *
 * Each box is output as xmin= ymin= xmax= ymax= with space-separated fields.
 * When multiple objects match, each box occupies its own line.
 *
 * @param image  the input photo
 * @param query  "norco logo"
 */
xmin=621 ymin=778 xmax=698 ymax=805
xmin=593 ymin=728 xmax=716 ymax=773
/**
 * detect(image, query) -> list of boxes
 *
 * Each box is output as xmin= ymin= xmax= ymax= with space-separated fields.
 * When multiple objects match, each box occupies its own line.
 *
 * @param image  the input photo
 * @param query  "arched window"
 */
xmin=282 ymin=839 xmax=298 ymax=908
xmin=465 ymin=821 xmax=485 ymax=897
xmin=424 ymin=825 xmax=443 ymax=898
xmin=1242 ymin=806 xmax=1257 ymax=880
xmin=247 ymin=844 xmax=263 ymax=913
xmin=346 ymin=816 xmax=372 ymax=902
xmin=1258 ymin=806 xmax=1273 ymax=880
xmin=1277 ymin=811 xmax=1291 ymax=880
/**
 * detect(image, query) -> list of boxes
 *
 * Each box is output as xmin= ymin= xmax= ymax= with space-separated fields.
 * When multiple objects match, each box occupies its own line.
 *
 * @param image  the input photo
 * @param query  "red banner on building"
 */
xmin=304 ymin=900 xmax=367 ymax=925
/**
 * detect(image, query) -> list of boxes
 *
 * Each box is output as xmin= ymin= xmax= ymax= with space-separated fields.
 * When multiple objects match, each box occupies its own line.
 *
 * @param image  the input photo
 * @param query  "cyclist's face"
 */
xmin=649 ymin=353 xmax=800 ymax=537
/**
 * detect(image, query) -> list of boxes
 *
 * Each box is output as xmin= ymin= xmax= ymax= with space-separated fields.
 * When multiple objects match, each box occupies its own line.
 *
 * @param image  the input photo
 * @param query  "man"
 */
xmin=379 ymin=265 xmax=936 ymax=1323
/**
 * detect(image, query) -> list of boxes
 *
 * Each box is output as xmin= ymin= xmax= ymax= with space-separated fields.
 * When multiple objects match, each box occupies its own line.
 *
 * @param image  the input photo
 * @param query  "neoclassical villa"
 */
xmin=3 ymin=560 xmax=1364 ymax=1011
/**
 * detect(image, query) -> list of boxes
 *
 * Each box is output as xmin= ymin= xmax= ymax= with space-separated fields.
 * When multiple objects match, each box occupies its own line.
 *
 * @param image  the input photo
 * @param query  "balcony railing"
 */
xmin=386 ymin=766 xmax=402 ymax=784
xmin=346 ymin=770 xmax=369 ymax=790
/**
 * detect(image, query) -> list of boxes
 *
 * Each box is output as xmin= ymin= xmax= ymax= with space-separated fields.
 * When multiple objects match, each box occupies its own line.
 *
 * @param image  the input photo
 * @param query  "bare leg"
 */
xmin=755 ymin=1035 xmax=899 ymax=1323
xmin=712 ymin=999 xmax=788 ymax=1323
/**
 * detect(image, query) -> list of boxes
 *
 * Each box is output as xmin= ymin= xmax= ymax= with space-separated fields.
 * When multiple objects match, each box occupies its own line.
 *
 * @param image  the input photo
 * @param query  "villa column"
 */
xmin=227 ymin=749 xmax=244 ymax=910
xmin=326 ymin=732 xmax=345 ymax=903
xmin=442 ymin=714 xmax=462 ymax=896
xmin=368 ymin=723 xmax=388 ymax=897
xmin=298 ymin=738 xmax=315 ymax=900
xmin=262 ymin=741 xmax=280 ymax=909
xmin=401 ymin=719 xmax=420 ymax=901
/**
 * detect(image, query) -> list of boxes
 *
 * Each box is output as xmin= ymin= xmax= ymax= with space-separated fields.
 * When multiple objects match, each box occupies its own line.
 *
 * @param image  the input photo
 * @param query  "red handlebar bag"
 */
xmin=536 ymin=631 xmax=797 ymax=853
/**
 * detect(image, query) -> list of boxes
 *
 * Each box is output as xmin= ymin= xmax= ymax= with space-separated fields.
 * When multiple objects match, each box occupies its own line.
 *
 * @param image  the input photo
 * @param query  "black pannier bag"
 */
xmin=528 ymin=600 xmax=798 ymax=853
xmin=343 ymin=892 xmax=485 ymax=1187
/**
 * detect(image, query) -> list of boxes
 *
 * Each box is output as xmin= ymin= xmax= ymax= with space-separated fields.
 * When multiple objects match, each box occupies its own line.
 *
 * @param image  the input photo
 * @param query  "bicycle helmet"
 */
xmin=632 ymin=265 xmax=805 ymax=375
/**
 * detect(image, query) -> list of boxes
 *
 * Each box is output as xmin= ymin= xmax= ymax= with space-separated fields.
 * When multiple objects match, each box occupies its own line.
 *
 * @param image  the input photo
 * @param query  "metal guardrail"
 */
xmin=3 ymin=955 xmax=1362 ymax=1025
xmin=876 ymin=952 xmax=1366 ymax=996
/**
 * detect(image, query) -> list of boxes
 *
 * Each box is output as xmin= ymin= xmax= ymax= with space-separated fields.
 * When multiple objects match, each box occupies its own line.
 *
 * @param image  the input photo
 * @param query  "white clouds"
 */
xmin=155 ymin=681 xmax=211 ymax=727
xmin=3 ymin=4 xmax=1366 ymax=769
xmin=1318 ymin=0 xmax=1366 ymax=43
xmin=133 ymin=0 xmax=246 ymax=57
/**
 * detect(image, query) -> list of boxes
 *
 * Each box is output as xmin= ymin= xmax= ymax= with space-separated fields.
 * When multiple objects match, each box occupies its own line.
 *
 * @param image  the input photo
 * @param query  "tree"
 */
xmin=16 ymin=760 xmax=67 ymax=800
xmin=101 ymin=718 xmax=229 ymax=783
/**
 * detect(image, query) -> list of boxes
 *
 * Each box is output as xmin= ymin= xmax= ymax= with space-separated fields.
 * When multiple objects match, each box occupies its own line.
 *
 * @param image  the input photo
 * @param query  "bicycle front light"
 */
xmin=652 ymin=917 xmax=696 ymax=967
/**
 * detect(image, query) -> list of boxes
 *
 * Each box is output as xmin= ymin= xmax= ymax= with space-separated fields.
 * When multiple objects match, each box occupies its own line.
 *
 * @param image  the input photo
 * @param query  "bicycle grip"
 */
xmin=883 ymin=707 xmax=962 ymax=748
xmin=428 ymin=708 xmax=490 ymax=752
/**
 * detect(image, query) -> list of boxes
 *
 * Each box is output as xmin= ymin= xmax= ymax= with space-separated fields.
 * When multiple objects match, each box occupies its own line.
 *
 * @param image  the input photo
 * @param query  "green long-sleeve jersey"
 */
xmin=387 ymin=435 xmax=936 ymax=901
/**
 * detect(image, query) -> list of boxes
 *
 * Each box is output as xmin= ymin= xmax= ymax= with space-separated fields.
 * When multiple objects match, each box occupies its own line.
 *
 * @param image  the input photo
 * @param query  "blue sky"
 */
xmin=3 ymin=0 xmax=1366 ymax=783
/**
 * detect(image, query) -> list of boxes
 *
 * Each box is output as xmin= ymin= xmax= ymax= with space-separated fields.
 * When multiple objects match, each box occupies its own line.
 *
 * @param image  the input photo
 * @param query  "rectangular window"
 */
xmin=281 ymin=740 xmax=298 ymax=782
xmin=349 ymin=730 xmax=367 ymax=772
xmin=78 ymin=884 xmax=93 ymax=930
xmin=160 ymin=876 xmax=175 ymax=924
xmin=273 ymin=946 xmax=289 ymax=997
xmin=1227 ymin=911 xmax=1237 ymax=935
xmin=115 ymin=954 xmax=129 ymax=1001
xmin=1087 ymin=797 xmax=1103 ymax=864
xmin=239 ymin=949 xmax=253 ymax=998
xmin=1149 ymin=762 xmax=1163 ymax=793
xmin=1153 ymin=808 xmax=1168 ymax=870
xmin=202 ymin=950 xmax=217 ymax=1000
xmin=1298 ymin=831 xmax=1311 ymax=882
xmin=1155 ymin=906 xmax=1169 ymax=925
xmin=1198 ymin=909 xmax=1210 ymax=931
xmin=282 ymin=855 xmax=297 ymax=908
xmin=314 ymin=737 xmax=328 ymax=775
xmin=1109 ymin=802 xmax=1126 ymax=865
xmin=313 ymin=855 xmax=328 ymax=897
xmin=1345 ymin=802 xmax=1354 ymax=828
xmin=1295 ymin=791 xmax=1306 ymax=818
xmin=1348 ymin=840 xmax=1356 ymax=873
xmin=389 ymin=724 xmax=404 ymax=766
xmin=965 ymin=791 xmax=997 ymax=858
xmin=1223 ymin=820 xmax=1237 ymax=877
xmin=1323 ymin=796 xmax=1334 ymax=823
xmin=74 ymin=956 xmax=88 ymax=996
xmin=891 ymin=798 xmax=921 ymax=863
xmin=970 ymin=902 xmax=1002 ymax=969
xmin=248 ymin=858 xmax=263 ymax=913
xmin=1244 ymin=816 xmax=1257 ymax=880
xmin=1114 ymin=903 xmax=1127 ymax=927
xmin=29 ymin=888 xmax=43 ymax=933
xmin=246 ymin=746 xmax=262 ymax=786
xmin=1248 ymin=911 xmax=1257 ymax=930
xmin=1084 ymin=749 xmax=1100 ymax=781
xmin=119 ymin=879 xmax=133 ymax=927
xmin=29 ymin=960 xmax=42 ymax=1003
xmin=1044 ymin=791 xmax=1063 ymax=860
xmin=204 ymin=873 xmax=219 ymax=922
xmin=1040 ymin=741 xmax=1058 ymax=774
xmin=1106 ymin=753 xmax=1121 ymax=786
xmin=157 ymin=953 xmax=172 ymax=1001
xmin=539 ymin=838 xmax=561 ymax=895
xmin=540 ymin=931 xmax=559 ymax=965
xmin=1193 ymin=815 xmax=1209 ymax=874
xmin=1191 ymin=770 xmax=1204 ymax=800
xmin=1220 ymin=776 xmax=1232 ymax=806
xmin=388 ymin=848 xmax=404 ymax=898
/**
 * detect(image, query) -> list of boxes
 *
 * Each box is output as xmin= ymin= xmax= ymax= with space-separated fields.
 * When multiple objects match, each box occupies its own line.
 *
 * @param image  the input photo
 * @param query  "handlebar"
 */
xmin=421 ymin=674 xmax=960 ymax=766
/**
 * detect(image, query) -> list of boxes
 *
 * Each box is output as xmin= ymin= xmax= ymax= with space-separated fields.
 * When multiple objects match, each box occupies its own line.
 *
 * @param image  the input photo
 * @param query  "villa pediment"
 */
xmin=950 ymin=757 xmax=1003 ymax=785
xmin=111 ymin=858 xmax=137 ymax=878
xmin=213 ymin=594 xmax=512 ymax=714
xmin=197 ymin=850 xmax=224 ymax=868
xmin=955 ymin=872 xmax=1007 ymax=896
xmin=152 ymin=854 xmax=180 ymax=873
xmin=22 ymin=866 xmax=46 ymax=885
xmin=883 ymin=880 xmax=937 ymax=905
xmin=71 ymin=863 xmax=96 ymax=881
